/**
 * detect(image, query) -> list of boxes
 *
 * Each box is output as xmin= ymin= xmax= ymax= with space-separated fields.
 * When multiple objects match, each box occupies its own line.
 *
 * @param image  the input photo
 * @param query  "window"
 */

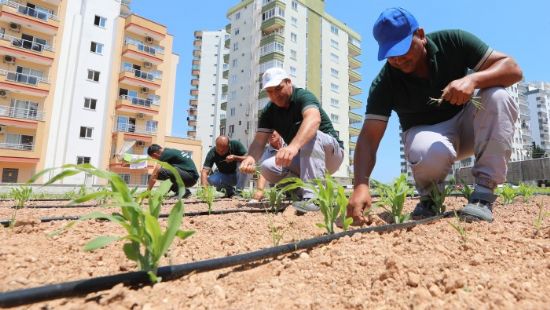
xmin=330 ymin=83 xmax=339 ymax=93
xmin=331 ymin=68 xmax=339 ymax=78
xmin=87 ymin=70 xmax=100 ymax=82
xmin=262 ymin=6 xmax=284 ymax=21
xmin=291 ymin=33 xmax=297 ymax=43
xmin=140 ymin=174 xmax=149 ymax=185
xmin=146 ymin=120 xmax=158 ymax=133
xmin=234 ymin=28 xmax=240 ymax=35
xmin=79 ymin=126 xmax=93 ymax=138
xmin=330 ymin=98 xmax=339 ymax=107
xmin=289 ymin=66 xmax=296 ymax=77
xmin=230 ymin=107 xmax=235 ymax=116
xmin=94 ymin=15 xmax=106 ymax=28
xmin=77 ymin=156 xmax=91 ymax=164
xmin=84 ymin=98 xmax=97 ymax=110
xmin=330 ymin=113 xmax=339 ymax=123
xmin=330 ymin=24 xmax=339 ymax=35
xmin=290 ymin=49 xmax=297 ymax=60
xmin=233 ymin=42 xmax=238 ymax=51
xmin=119 ymin=174 xmax=130 ymax=184
xmin=90 ymin=41 xmax=103 ymax=54
xmin=235 ymin=12 xmax=241 ymax=20
xmin=291 ymin=1 xmax=298 ymax=10
xmin=330 ymin=39 xmax=339 ymax=50
xmin=232 ymin=59 xmax=238 ymax=67
xmin=291 ymin=17 xmax=298 ymax=27
xmin=330 ymin=53 xmax=339 ymax=64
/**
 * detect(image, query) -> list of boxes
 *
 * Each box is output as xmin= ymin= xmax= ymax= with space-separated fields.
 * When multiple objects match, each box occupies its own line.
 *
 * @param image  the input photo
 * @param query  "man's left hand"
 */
xmin=441 ymin=76 xmax=476 ymax=105
xmin=275 ymin=145 xmax=299 ymax=167
xmin=225 ymin=155 xmax=236 ymax=162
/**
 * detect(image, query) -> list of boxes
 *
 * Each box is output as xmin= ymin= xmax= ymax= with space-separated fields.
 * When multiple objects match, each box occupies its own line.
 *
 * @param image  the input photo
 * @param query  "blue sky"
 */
xmin=131 ymin=0 xmax=550 ymax=182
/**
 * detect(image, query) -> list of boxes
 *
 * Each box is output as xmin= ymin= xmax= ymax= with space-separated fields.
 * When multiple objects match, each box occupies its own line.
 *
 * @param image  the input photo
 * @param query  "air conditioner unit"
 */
xmin=0 ymin=89 xmax=7 ymax=98
xmin=136 ymin=141 xmax=145 ymax=147
xmin=140 ymin=87 xmax=149 ymax=93
xmin=3 ymin=55 xmax=15 ymax=64
xmin=0 ymin=125 xmax=5 ymax=133
xmin=143 ymin=62 xmax=153 ymax=69
xmin=136 ymin=113 xmax=145 ymax=119
xmin=145 ymin=36 xmax=154 ymax=44
xmin=9 ymin=22 xmax=21 ymax=32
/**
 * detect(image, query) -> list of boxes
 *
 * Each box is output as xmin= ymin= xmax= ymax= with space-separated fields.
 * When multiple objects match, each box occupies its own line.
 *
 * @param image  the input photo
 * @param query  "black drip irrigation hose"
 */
xmin=0 ymin=211 xmax=453 ymax=308
xmin=0 ymin=206 xmax=288 ymax=228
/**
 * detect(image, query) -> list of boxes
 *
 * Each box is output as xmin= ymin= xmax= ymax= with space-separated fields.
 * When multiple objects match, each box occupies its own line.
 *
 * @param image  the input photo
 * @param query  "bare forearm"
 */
xmin=200 ymin=169 xmax=209 ymax=186
xmin=257 ymin=175 xmax=266 ymax=191
xmin=471 ymin=57 xmax=523 ymax=89
xmin=353 ymin=144 xmax=376 ymax=187
xmin=248 ymin=139 xmax=267 ymax=160
xmin=288 ymin=115 xmax=319 ymax=149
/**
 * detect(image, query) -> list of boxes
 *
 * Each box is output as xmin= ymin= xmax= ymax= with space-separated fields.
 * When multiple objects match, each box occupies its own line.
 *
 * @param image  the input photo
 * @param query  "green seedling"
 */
xmin=456 ymin=179 xmax=474 ymax=201
xmin=28 ymin=162 xmax=193 ymax=283
xmin=533 ymin=201 xmax=549 ymax=236
xmin=264 ymin=186 xmax=284 ymax=212
xmin=497 ymin=184 xmax=517 ymax=205
xmin=428 ymin=96 xmax=483 ymax=110
xmin=374 ymin=174 xmax=413 ymax=223
xmin=9 ymin=186 xmax=32 ymax=228
xmin=448 ymin=211 xmax=467 ymax=243
xmin=196 ymin=185 xmax=216 ymax=214
xmin=281 ymin=174 xmax=352 ymax=234
xmin=239 ymin=189 xmax=253 ymax=200
xmin=267 ymin=214 xmax=285 ymax=246
xmin=429 ymin=182 xmax=454 ymax=214
xmin=517 ymin=183 xmax=535 ymax=202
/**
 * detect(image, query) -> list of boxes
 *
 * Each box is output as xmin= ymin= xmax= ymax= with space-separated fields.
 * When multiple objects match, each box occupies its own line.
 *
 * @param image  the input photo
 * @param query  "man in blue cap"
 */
xmin=347 ymin=7 xmax=522 ymax=224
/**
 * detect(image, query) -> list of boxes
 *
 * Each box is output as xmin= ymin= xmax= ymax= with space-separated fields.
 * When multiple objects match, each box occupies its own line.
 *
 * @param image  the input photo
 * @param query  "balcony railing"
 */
xmin=0 ymin=33 xmax=53 ymax=52
xmin=0 ymin=142 xmax=34 ymax=150
xmin=1 ymin=0 xmax=58 ymax=21
xmin=0 ymin=106 xmax=44 ymax=120
xmin=116 ymin=123 xmax=157 ymax=135
xmin=121 ymin=66 xmax=161 ymax=81
xmin=119 ymin=95 xmax=159 ymax=107
xmin=0 ymin=69 xmax=48 ymax=85
xmin=124 ymin=37 xmax=164 ymax=55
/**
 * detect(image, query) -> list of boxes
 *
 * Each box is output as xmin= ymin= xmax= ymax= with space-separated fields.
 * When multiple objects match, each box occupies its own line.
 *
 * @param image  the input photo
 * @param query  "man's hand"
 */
xmin=441 ymin=76 xmax=476 ymax=105
xmin=225 ymin=154 xmax=236 ymax=162
xmin=346 ymin=184 xmax=372 ymax=226
xmin=275 ymin=145 xmax=299 ymax=167
xmin=252 ymin=189 xmax=264 ymax=201
xmin=239 ymin=155 xmax=257 ymax=174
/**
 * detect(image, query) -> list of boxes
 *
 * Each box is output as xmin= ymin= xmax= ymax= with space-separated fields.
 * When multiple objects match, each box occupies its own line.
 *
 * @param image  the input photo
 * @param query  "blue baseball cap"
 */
xmin=373 ymin=7 xmax=419 ymax=61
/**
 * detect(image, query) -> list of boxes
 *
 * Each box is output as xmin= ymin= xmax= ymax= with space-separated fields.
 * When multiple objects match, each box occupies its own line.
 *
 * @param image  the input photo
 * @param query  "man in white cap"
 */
xmin=240 ymin=67 xmax=344 ymax=212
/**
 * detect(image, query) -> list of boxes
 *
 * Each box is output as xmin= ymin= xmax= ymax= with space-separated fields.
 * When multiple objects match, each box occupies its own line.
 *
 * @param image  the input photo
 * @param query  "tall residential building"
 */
xmin=0 ymin=0 xmax=201 ymax=185
xmin=521 ymin=81 xmax=550 ymax=154
xmin=187 ymin=30 xmax=229 ymax=162
xmin=224 ymin=0 xmax=362 ymax=183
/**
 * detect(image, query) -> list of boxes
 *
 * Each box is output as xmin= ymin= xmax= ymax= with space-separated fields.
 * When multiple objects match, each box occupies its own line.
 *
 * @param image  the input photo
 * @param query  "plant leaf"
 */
xmin=84 ymin=235 xmax=120 ymax=251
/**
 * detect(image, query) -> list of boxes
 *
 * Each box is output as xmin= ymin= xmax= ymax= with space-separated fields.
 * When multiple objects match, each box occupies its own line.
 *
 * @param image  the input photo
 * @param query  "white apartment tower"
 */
xmin=521 ymin=82 xmax=550 ymax=154
xmin=224 ymin=0 xmax=362 ymax=182
xmin=187 ymin=30 xmax=229 ymax=162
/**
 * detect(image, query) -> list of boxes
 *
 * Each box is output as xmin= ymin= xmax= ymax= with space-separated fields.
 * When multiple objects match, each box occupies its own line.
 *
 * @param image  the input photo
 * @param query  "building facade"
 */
xmin=223 ymin=0 xmax=362 ymax=182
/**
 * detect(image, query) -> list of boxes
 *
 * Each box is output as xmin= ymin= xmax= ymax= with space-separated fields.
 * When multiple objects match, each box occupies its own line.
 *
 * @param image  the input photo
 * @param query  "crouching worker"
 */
xmin=147 ymin=144 xmax=199 ymax=198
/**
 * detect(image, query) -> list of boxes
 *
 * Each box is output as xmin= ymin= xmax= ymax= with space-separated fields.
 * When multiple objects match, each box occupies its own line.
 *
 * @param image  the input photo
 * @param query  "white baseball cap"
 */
xmin=262 ymin=67 xmax=290 ymax=90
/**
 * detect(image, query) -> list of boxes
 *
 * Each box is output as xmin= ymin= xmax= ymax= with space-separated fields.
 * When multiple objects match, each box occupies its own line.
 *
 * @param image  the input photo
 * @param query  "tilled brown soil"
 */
xmin=0 ymin=196 xmax=549 ymax=309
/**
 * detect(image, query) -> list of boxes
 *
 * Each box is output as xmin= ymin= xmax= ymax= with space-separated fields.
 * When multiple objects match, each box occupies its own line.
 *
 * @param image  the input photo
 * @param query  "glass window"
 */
xmin=330 ymin=24 xmax=339 ymax=35
xmin=79 ymin=126 xmax=93 ymax=138
xmin=84 ymin=98 xmax=97 ymax=110
xmin=90 ymin=41 xmax=104 ymax=54
xmin=77 ymin=156 xmax=91 ymax=164
xmin=87 ymin=70 xmax=100 ymax=82
xmin=94 ymin=15 xmax=106 ymax=27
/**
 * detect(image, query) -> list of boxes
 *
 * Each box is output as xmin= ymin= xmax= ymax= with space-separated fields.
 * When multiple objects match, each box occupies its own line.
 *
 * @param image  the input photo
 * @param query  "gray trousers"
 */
xmin=260 ymin=130 xmax=344 ymax=199
xmin=403 ymin=87 xmax=518 ymax=196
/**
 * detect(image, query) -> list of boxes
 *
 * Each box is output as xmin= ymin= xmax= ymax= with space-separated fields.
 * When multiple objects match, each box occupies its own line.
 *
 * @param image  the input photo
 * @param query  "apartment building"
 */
xmin=223 ymin=0 xmax=362 ymax=183
xmin=187 ymin=30 xmax=229 ymax=162
xmin=0 ymin=0 xmax=201 ymax=185
xmin=521 ymin=82 xmax=550 ymax=154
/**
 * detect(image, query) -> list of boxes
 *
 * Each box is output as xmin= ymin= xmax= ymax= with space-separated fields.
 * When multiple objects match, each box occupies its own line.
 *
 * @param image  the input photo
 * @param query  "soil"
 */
xmin=0 ymin=196 xmax=549 ymax=309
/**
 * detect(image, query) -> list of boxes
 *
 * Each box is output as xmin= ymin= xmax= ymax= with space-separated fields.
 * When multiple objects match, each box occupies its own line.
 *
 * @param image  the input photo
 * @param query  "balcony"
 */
xmin=189 ymin=99 xmax=198 ymax=107
xmin=223 ymin=53 xmax=229 ymax=63
xmin=349 ymin=127 xmax=360 ymax=137
xmin=115 ymin=123 xmax=157 ymax=136
xmin=348 ymin=41 xmax=361 ymax=57
xmin=123 ymin=37 xmax=164 ymax=65
xmin=0 ymin=106 xmax=43 ymax=130
xmin=191 ymin=79 xmax=199 ymax=86
xmin=224 ymin=37 xmax=230 ymax=49
xmin=220 ymin=101 xmax=227 ymax=111
xmin=188 ymin=107 xmax=197 ymax=116
xmin=349 ymin=97 xmax=362 ymax=109
xmin=0 ymin=33 xmax=54 ymax=65
xmin=190 ymin=89 xmax=198 ymax=96
xmin=349 ymin=69 xmax=361 ymax=83
xmin=187 ymin=129 xmax=197 ymax=138
xmin=0 ymin=141 xmax=34 ymax=150
xmin=349 ymin=56 xmax=361 ymax=69
xmin=260 ymin=32 xmax=285 ymax=46
xmin=261 ymin=16 xmax=285 ymax=33
xmin=119 ymin=67 xmax=161 ymax=90
xmin=0 ymin=69 xmax=49 ymax=97
xmin=194 ymin=31 xmax=203 ymax=38
xmin=222 ymin=69 xmax=228 ymax=79
xmin=116 ymin=95 xmax=159 ymax=116
xmin=188 ymin=118 xmax=197 ymax=127
xmin=349 ymin=111 xmax=363 ymax=124
xmin=125 ymin=15 xmax=166 ymax=42
xmin=0 ymin=0 xmax=59 ymax=35
xmin=349 ymin=141 xmax=356 ymax=149
xmin=193 ymin=39 xmax=201 ymax=48
xmin=191 ymin=69 xmax=200 ymax=77
xmin=193 ymin=50 xmax=201 ymax=58
xmin=349 ymin=83 xmax=362 ymax=96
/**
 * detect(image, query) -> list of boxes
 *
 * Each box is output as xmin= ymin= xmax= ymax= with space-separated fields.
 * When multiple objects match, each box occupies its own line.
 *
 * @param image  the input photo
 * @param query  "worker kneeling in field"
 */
xmin=240 ymin=68 xmax=344 ymax=213
xmin=147 ymin=144 xmax=199 ymax=198
xmin=250 ymin=130 xmax=285 ymax=202
xmin=347 ymin=7 xmax=522 ymax=224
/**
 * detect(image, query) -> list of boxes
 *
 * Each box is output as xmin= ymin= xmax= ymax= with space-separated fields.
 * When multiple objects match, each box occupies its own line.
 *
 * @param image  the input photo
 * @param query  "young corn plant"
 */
xmin=28 ymin=162 xmax=194 ymax=283
xmin=456 ymin=179 xmax=474 ymax=201
xmin=497 ymin=184 xmax=517 ymax=205
xmin=196 ymin=185 xmax=216 ymax=214
xmin=429 ymin=182 xmax=455 ymax=214
xmin=264 ymin=186 xmax=284 ymax=212
xmin=517 ymin=183 xmax=535 ymax=202
xmin=9 ymin=186 xmax=32 ymax=228
xmin=448 ymin=211 xmax=467 ymax=243
xmin=375 ymin=174 xmax=413 ymax=224
xmin=239 ymin=189 xmax=253 ymax=200
xmin=533 ymin=201 xmax=549 ymax=237
xmin=281 ymin=174 xmax=352 ymax=234
xmin=267 ymin=214 xmax=285 ymax=246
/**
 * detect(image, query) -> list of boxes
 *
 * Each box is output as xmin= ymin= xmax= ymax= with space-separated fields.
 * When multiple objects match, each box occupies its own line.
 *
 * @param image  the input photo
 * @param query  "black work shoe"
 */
xmin=410 ymin=197 xmax=437 ymax=218
xmin=182 ymin=189 xmax=192 ymax=199
xmin=461 ymin=192 xmax=497 ymax=222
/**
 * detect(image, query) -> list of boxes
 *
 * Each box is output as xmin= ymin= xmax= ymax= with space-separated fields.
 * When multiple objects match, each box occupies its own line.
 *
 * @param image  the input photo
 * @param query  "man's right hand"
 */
xmin=239 ymin=156 xmax=257 ymax=174
xmin=347 ymin=184 xmax=372 ymax=226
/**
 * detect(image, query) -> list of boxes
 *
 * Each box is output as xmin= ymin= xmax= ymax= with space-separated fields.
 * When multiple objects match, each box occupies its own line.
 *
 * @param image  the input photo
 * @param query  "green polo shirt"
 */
xmin=159 ymin=148 xmax=198 ymax=178
xmin=366 ymin=29 xmax=493 ymax=131
xmin=203 ymin=140 xmax=247 ymax=174
xmin=258 ymin=87 xmax=343 ymax=148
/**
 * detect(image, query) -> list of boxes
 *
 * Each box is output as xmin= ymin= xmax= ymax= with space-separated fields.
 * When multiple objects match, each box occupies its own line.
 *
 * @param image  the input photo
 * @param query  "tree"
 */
xmin=531 ymin=142 xmax=546 ymax=159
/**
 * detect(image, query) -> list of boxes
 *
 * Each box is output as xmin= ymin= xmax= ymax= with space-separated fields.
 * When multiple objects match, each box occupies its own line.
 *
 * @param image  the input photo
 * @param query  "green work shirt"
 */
xmin=159 ymin=148 xmax=198 ymax=178
xmin=258 ymin=87 xmax=343 ymax=148
xmin=366 ymin=29 xmax=493 ymax=131
xmin=203 ymin=140 xmax=247 ymax=174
